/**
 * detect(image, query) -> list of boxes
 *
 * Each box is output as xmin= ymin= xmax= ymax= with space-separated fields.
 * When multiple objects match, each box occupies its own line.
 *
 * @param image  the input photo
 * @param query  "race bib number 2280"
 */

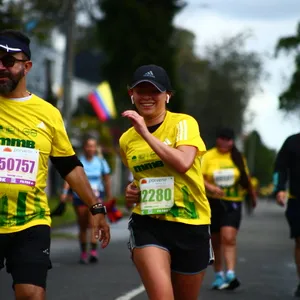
xmin=140 ymin=177 xmax=174 ymax=215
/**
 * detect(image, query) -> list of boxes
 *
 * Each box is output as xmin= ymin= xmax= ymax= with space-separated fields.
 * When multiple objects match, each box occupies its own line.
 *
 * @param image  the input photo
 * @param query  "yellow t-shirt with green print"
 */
xmin=0 ymin=94 xmax=74 ymax=233
xmin=119 ymin=111 xmax=211 ymax=225
xmin=201 ymin=147 xmax=249 ymax=202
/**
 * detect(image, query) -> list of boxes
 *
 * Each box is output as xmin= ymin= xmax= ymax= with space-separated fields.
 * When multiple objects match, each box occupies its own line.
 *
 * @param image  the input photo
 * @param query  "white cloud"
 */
xmin=246 ymin=92 xmax=299 ymax=150
xmin=175 ymin=3 xmax=299 ymax=150
xmin=185 ymin=0 xmax=300 ymax=20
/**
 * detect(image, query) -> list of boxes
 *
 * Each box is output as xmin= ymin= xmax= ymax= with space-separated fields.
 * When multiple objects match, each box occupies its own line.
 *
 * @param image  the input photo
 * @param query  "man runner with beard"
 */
xmin=0 ymin=29 xmax=110 ymax=300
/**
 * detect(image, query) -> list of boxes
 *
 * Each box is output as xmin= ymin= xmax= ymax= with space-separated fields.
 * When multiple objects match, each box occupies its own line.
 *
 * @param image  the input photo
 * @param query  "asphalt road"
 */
xmin=0 ymin=200 xmax=297 ymax=299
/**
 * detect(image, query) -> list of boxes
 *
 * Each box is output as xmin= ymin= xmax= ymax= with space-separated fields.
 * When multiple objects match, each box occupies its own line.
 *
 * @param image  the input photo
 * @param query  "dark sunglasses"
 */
xmin=0 ymin=55 xmax=28 ymax=68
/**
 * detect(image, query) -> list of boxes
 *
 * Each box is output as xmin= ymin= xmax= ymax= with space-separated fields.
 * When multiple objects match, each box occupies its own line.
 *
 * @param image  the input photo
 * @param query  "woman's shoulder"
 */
xmin=168 ymin=111 xmax=197 ymax=122
xmin=167 ymin=112 xmax=200 ymax=130
xmin=119 ymin=126 xmax=136 ymax=143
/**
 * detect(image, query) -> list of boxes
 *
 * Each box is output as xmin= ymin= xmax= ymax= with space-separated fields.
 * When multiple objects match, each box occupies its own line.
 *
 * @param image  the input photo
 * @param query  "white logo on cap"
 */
xmin=143 ymin=71 xmax=155 ymax=78
xmin=0 ymin=44 xmax=22 ymax=52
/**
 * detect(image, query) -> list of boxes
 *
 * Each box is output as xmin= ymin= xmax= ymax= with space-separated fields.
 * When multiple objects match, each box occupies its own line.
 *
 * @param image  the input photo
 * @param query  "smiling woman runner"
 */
xmin=119 ymin=64 xmax=213 ymax=300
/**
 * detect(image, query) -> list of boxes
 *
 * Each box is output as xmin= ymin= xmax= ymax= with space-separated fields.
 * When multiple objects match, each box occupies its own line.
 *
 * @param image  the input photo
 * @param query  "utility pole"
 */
xmin=62 ymin=0 xmax=75 ymax=133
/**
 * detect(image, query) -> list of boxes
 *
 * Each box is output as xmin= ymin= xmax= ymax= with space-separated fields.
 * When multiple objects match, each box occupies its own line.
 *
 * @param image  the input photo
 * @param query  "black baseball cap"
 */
xmin=216 ymin=128 xmax=235 ymax=140
xmin=129 ymin=64 xmax=173 ymax=92
xmin=0 ymin=35 xmax=31 ymax=59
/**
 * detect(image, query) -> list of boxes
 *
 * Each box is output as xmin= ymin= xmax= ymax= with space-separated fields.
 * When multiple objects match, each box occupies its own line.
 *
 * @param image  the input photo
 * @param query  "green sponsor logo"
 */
xmin=0 ymin=137 xmax=35 ymax=148
xmin=23 ymin=128 xmax=38 ymax=137
xmin=0 ymin=125 xmax=38 ymax=137
xmin=133 ymin=160 xmax=164 ymax=173
xmin=6 ymin=127 xmax=15 ymax=134
xmin=131 ymin=152 xmax=157 ymax=161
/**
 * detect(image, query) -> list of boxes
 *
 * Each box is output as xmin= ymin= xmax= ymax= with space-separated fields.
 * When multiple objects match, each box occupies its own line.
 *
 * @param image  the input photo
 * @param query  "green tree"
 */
xmin=96 ymin=0 xmax=185 ymax=123
xmin=174 ymin=28 xmax=210 ymax=115
xmin=0 ymin=0 xmax=60 ymax=39
xmin=244 ymin=130 xmax=276 ymax=185
xmin=275 ymin=21 xmax=300 ymax=111
xmin=0 ymin=0 xmax=94 ymax=43
xmin=200 ymin=34 xmax=264 ymax=147
xmin=0 ymin=0 xmax=23 ymax=30
xmin=173 ymin=31 xmax=264 ymax=148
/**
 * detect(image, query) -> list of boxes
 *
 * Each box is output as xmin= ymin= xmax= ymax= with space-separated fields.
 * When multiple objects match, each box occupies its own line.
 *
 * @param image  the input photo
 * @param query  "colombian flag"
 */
xmin=88 ymin=81 xmax=117 ymax=122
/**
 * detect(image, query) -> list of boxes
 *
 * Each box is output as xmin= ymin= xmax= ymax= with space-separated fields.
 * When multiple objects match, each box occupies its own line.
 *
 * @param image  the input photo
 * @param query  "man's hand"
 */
xmin=276 ymin=191 xmax=287 ymax=207
xmin=92 ymin=213 xmax=110 ymax=248
xmin=125 ymin=182 xmax=140 ymax=206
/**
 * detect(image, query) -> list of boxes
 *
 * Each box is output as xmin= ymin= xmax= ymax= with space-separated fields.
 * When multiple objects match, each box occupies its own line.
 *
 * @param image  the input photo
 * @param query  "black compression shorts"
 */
xmin=128 ymin=213 xmax=214 ymax=274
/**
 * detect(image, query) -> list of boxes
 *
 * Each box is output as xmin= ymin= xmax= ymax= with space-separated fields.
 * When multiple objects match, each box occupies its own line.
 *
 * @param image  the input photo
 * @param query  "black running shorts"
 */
xmin=0 ymin=225 xmax=52 ymax=289
xmin=286 ymin=199 xmax=300 ymax=239
xmin=128 ymin=213 xmax=214 ymax=274
xmin=208 ymin=198 xmax=242 ymax=233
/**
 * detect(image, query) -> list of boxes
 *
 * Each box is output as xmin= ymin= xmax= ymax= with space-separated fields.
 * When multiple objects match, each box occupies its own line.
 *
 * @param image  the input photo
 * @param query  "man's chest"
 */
xmin=0 ymin=115 xmax=53 ymax=154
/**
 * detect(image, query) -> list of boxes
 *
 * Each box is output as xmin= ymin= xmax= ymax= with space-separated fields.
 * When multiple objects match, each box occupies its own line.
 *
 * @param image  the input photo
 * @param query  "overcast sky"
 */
xmin=174 ymin=0 xmax=300 ymax=150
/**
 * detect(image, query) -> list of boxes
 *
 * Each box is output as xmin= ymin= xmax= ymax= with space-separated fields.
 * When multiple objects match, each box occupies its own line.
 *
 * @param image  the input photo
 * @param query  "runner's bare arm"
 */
xmin=60 ymin=181 xmax=70 ymax=202
xmin=103 ymin=174 xmax=113 ymax=199
xmin=143 ymin=133 xmax=197 ymax=173
xmin=64 ymin=166 xmax=98 ymax=206
xmin=273 ymin=138 xmax=289 ymax=195
xmin=65 ymin=166 xmax=110 ymax=247
xmin=121 ymin=110 xmax=198 ymax=173
xmin=203 ymin=175 xmax=224 ymax=197
xmin=62 ymin=181 xmax=70 ymax=190
xmin=203 ymin=176 xmax=216 ymax=193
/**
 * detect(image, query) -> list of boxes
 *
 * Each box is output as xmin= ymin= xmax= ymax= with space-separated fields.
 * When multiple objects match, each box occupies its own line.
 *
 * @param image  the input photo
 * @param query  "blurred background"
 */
xmin=1 ymin=0 xmax=299 ymax=212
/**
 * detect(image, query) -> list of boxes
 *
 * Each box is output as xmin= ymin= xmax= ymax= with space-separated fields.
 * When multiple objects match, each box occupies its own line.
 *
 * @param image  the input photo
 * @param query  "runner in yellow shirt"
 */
xmin=120 ymin=64 xmax=213 ymax=300
xmin=201 ymin=128 xmax=256 ymax=290
xmin=0 ymin=29 xmax=110 ymax=300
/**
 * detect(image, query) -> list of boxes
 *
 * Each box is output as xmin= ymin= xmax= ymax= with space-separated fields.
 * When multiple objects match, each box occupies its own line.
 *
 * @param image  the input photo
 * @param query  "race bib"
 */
xmin=0 ymin=146 xmax=39 ymax=187
xmin=140 ymin=177 xmax=174 ymax=215
xmin=213 ymin=169 xmax=235 ymax=188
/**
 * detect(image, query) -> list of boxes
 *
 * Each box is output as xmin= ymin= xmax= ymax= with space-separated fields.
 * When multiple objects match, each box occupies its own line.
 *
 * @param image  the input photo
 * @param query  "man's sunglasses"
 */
xmin=0 ymin=55 xmax=28 ymax=68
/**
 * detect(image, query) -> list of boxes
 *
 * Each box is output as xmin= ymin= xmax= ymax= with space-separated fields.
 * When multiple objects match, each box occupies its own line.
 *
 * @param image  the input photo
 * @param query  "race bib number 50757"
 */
xmin=0 ymin=146 xmax=39 ymax=187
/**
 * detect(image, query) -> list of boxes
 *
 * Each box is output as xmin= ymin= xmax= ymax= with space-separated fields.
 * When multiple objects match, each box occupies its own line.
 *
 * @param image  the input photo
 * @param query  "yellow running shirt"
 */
xmin=0 ymin=94 xmax=74 ymax=233
xmin=119 ymin=111 xmax=211 ymax=225
xmin=201 ymin=147 xmax=248 ymax=202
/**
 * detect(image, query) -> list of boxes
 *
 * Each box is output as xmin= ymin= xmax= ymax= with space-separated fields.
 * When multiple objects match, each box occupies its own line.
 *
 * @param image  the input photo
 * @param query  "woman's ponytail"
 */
xmin=231 ymin=145 xmax=250 ymax=190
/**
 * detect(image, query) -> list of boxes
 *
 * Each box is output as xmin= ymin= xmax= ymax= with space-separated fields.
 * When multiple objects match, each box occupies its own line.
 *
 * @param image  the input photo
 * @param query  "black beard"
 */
xmin=0 ymin=68 xmax=25 ymax=95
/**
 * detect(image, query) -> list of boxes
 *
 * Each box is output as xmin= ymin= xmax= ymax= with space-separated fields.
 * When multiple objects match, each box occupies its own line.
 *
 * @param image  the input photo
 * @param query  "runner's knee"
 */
xmin=221 ymin=234 xmax=236 ymax=246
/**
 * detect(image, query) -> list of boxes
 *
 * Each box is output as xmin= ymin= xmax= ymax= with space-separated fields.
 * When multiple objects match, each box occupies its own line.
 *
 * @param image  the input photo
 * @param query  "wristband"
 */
xmin=90 ymin=203 xmax=107 ymax=215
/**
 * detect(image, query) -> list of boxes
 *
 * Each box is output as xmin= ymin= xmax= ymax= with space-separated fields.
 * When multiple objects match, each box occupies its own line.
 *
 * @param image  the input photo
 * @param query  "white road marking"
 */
xmin=115 ymin=285 xmax=145 ymax=300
